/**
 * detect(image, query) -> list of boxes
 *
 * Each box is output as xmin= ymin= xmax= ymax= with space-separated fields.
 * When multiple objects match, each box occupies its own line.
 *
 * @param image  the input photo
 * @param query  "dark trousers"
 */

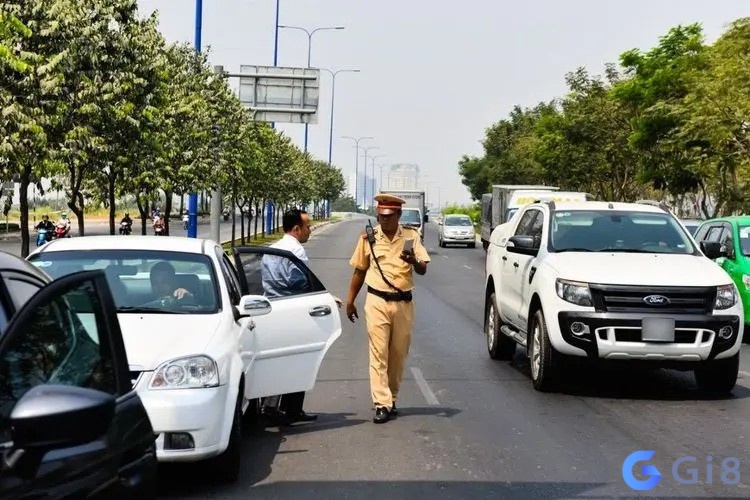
xmin=279 ymin=391 xmax=305 ymax=415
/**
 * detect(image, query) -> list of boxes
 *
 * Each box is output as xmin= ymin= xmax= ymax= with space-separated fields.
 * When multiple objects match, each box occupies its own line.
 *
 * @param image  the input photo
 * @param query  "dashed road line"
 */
xmin=463 ymin=264 xmax=472 ymax=270
xmin=411 ymin=367 xmax=440 ymax=406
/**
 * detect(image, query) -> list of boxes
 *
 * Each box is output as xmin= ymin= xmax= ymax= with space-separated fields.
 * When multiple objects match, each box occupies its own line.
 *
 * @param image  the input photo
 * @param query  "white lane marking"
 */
xmin=740 ymin=371 xmax=750 ymax=378
xmin=442 ymin=255 xmax=449 ymax=259
xmin=463 ymin=264 xmax=472 ymax=270
xmin=411 ymin=367 xmax=440 ymax=406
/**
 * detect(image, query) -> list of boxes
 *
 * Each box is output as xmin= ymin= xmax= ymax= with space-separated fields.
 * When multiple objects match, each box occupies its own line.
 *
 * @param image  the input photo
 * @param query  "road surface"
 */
xmin=153 ymin=215 xmax=750 ymax=499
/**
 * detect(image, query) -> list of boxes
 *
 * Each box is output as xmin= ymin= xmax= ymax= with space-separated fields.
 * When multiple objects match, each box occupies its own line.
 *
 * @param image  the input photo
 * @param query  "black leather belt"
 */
xmin=367 ymin=286 xmax=412 ymax=302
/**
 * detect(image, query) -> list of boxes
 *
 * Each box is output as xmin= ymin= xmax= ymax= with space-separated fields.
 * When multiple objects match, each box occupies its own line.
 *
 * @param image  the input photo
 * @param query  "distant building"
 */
xmin=385 ymin=164 xmax=420 ymax=190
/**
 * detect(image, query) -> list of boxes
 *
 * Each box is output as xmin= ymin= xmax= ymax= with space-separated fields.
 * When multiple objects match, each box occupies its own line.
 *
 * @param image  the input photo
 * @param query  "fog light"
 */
xmin=570 ymin=322 xmax=589 ymax=336
xmin=718 ymin=326 xmax=733 ymax=340
xmin=164 ymin=432 xmax=195 ymax=450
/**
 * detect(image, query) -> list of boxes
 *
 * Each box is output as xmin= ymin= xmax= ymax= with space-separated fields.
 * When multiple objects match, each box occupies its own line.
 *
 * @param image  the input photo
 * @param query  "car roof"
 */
xmin=29 ymin=235 xmax=216 ymax=256
xmin=703 ymin=216 xmax=750 ymax=225
xmin=0 ymin=251 xmax=51 ymax=282
xmin=544 ymin=201 xmax=667 ymax=213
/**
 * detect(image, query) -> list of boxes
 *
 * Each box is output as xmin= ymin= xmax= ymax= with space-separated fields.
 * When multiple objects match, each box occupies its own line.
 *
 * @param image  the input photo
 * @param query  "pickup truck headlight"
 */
xmin=555 ymin=278 xmax=593 ymax=307
xmin=150 ymin=355 xmax=219 ymax=390
xmin=715 ymin=284 xmax=738 ymax=310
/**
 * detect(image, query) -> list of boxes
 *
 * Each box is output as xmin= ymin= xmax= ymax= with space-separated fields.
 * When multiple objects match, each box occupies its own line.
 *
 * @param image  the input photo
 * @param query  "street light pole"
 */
xmin=369 ymin=154 xmax=386 ymax=199
xmin=324 ymin=69 xmax=359 ymax=165
xmin=188 ymin=0 xmax=203 ymax=238
xmin=278 ymin=25 xmax=345 ymax=152
xmin=360 ymin=146 xmax=379 ymax=209
xmin=342 ymin=136 xmax=372 ymax=211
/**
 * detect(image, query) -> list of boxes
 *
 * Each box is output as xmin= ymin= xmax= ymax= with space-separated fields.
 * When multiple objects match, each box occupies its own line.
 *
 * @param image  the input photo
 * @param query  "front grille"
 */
xmin=589 ymin=284 xmax=715 ymax=314
xmin=608 ymin=329 xmax=705 ymax=344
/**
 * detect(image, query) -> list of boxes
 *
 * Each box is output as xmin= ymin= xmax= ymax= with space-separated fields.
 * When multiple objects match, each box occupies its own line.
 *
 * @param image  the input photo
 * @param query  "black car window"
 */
xmin=514 ymin=209 xmax=540 ymax=237
xmin=0 ymin=279 xmax=117 ymax=442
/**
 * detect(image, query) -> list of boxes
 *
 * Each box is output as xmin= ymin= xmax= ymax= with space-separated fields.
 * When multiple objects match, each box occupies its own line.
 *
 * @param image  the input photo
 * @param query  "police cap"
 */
xmin=374 ymin=193 xmax=406 ymax=215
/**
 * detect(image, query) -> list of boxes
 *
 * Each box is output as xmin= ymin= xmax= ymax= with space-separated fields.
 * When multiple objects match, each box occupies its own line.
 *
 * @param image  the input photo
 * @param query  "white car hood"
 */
xmin=545 ymin=252 xmax=732 ymax=286
xmin=117 ymin=313 xmax=221 ymax=371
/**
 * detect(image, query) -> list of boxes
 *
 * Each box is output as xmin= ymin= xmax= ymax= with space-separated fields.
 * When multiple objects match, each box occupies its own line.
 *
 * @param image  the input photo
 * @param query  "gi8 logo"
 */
xmin=622 ymin=451 xmax=741 ymax=490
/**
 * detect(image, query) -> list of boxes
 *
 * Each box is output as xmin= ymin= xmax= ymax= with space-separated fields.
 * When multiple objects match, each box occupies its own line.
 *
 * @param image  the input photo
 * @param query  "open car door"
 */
xmin=231 ymin=247 xmax=342 ymax=399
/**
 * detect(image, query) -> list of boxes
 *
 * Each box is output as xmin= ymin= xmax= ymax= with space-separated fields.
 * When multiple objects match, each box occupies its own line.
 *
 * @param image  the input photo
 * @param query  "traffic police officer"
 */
xmin=345 ymin=193 xmax=431 ymax=423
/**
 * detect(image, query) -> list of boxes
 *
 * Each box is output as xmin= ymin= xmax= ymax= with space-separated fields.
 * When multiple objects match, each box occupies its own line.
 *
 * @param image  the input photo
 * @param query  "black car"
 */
xmin=0 ymin=252 xmax=157 ymax=499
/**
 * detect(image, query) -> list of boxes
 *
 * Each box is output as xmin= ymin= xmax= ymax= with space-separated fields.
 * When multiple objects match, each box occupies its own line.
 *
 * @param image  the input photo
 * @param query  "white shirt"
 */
xmin=261 ymin=234 xmax=308 ymax=297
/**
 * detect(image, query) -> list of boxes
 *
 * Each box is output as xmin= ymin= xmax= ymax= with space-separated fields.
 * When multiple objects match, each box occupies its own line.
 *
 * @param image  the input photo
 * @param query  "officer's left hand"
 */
xmin=400 ymin=249 xmax=416 ymax=264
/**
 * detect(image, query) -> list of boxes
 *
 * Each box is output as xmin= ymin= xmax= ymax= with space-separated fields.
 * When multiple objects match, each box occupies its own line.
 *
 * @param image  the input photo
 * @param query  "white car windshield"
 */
xmin=28 ymin=250 xmax=219 ymax=314
xmin=550 ymin=210 xmax=696 ymax=254
xmin=445 ymin=216 xmax=473 ymax=227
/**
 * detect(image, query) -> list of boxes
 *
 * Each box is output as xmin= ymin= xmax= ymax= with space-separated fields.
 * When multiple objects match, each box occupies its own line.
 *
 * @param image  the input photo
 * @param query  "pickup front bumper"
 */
xmin=556 ymin=312 xmax=742 ymax=362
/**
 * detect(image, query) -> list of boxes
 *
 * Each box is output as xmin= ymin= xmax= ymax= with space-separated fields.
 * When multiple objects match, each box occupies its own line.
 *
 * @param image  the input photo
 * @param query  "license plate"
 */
xmin=642 ymin=317 xmax=675 ymax=342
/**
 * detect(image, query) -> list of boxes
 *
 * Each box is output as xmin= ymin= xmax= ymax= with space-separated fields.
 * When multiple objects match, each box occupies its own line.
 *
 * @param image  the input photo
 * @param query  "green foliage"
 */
xmin=458 ymin=18 xmax=750 ymax=219
xmin=442 ymin=203 xmax=481 ymax=225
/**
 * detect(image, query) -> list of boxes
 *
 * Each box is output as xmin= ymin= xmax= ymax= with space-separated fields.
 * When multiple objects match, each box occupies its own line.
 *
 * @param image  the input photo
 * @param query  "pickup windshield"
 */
xmin=27 ymin=250 xmax=220 ymax=314
xmin=550 ymin=210 xmax=695 ymax=254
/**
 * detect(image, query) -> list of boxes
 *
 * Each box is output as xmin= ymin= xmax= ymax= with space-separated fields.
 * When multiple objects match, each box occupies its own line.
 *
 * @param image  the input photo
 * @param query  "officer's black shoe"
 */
xmin=285 ymin=411 xmax=318 ymax=424
xmin=389 ymin=403 xmax=398 ymax=418
xmin=373 ymin=406 xmax=390 ymax=424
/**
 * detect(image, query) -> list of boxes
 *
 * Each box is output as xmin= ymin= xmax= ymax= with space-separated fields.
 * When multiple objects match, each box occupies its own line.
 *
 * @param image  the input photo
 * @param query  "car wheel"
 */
xmin=529 ymin=308 xmax=562 ymax=392
xmin=486 ymin=292 xmax=516 ymax=360
xmin=694 ymin=353 xmax=739 ymax=394
xmin=211 ymin=391 xmax=242 ymax=483
xmin=468 ymin=242 xmax=476 ymax=248
xmin=439 ymin=238 xmax=445 ymax=248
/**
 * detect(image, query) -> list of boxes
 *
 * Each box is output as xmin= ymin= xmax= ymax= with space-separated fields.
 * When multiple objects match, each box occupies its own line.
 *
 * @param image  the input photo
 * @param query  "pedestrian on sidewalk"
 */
xmin=345 ymin=193 xmax=431 ymax=423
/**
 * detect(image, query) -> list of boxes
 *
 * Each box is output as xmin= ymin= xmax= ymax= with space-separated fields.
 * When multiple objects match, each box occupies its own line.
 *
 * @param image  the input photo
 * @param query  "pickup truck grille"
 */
xmin=589 ymin=284 xmax=715 ymax=314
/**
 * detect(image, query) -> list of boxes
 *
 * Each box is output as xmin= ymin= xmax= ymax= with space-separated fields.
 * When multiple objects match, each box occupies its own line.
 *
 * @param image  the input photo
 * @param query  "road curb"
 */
xmin=219 ymin=218 xmax=339 ymax=246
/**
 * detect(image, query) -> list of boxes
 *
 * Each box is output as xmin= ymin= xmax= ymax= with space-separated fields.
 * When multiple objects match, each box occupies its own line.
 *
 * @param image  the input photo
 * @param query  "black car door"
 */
xmin=0 ymin=270 xmax=156 ymax=499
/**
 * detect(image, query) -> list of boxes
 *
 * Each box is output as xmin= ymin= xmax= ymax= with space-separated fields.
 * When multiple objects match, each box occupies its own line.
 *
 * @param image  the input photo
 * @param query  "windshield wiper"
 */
xmin=554 ymin=247 xmax=593 ymax=252
xmin=116 ymin=306 xmax=188 ymax=314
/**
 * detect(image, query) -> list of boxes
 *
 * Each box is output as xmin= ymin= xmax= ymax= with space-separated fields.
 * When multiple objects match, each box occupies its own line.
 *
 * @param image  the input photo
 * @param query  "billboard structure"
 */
xmin=236 ymin=65 xmax=320 ymax=124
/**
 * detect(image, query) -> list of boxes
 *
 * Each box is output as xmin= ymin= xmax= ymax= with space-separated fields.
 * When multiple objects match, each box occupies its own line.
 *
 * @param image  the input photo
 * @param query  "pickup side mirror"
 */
xmin=700 ymin=240 xmax=725 ymax=260
xmin=423 ymin=214 xmax=428 ymax=223
xmin=507 ymin=235 xmax=539 ymax=256
xmin=10 ymin=384 xmax=115 ymax=451
xmin=237 ymin=294 xmax=273 ymax=318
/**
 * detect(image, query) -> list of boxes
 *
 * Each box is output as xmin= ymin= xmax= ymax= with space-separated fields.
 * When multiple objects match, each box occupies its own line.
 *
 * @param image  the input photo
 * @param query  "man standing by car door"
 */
xmin=260 ymin=208 xmax=318 ymax=424
xmin=345 ymin=193 xmax=431 ymax=423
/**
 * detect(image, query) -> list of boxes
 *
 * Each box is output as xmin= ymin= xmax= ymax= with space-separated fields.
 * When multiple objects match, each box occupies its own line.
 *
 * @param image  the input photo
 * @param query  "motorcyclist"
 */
xmin=153 ymin=214 xmax=165 ymax=234
xmin=56 ymin=212 xmax=71 ymax=237
xmin=120 ymin=212 xmax=133 ymax=234
xmin=35 ymin=214 xmax=54 ymax=232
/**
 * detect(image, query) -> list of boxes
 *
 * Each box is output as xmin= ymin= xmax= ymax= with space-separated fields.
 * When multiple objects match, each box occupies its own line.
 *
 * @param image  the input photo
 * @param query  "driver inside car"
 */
xmin=149 ymin=261 xmax=193 ymax=303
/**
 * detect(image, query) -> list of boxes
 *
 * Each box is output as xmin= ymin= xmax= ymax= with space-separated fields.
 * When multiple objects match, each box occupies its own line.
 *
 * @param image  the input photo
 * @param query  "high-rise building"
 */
xmin=385 ymin=164 xmax=420 ymax=190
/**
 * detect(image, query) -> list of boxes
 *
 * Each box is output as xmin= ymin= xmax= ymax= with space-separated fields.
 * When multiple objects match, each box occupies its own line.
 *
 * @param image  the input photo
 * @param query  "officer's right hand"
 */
xmin=346 ymin=303 xmax=358 ymax=323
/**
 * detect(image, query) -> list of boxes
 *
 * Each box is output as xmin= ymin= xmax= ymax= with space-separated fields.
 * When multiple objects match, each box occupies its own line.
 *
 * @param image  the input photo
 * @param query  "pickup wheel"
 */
xmin=694 ymin=353 xmax=739 ymax=395
xmin=529 ymin=308 xmax=561 ymax=392
xmin=485 ymin=292 xmax=516 ymax=360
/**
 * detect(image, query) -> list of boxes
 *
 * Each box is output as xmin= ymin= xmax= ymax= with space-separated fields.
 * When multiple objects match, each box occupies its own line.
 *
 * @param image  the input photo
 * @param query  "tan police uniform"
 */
xmin=348 ymin=200 xmax=431 ymax=412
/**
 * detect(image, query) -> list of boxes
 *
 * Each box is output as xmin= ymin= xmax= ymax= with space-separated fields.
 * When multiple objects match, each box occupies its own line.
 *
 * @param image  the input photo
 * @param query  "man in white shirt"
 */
xmin=260 ymin=208 xmax=317 ymax=424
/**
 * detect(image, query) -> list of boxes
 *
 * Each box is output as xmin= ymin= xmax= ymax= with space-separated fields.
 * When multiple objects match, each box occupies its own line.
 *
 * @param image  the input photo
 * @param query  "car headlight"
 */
xmin=743 ymin=275 xmax=750 ymax=290
xmin=715 ymin=284 xmax=738 ymax=310
xmin=555 ymin=278 xmax=593 ymax=307
xmin=149 ymin=355 xmax=219 ymax=390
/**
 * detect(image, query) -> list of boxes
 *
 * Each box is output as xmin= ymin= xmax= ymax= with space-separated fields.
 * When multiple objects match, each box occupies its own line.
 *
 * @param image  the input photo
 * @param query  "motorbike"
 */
xmin=36 ymin=228 xmax=49 ymax=246
xmin=119 ymin=221 xmax=132 ymax=235
xmin=55 ymin=223 xmax=70 ymax=239
xmin=154 ymin=222 xmax=165 ymax=236
xmin=222 ymin=208 xmax=229 ymax=221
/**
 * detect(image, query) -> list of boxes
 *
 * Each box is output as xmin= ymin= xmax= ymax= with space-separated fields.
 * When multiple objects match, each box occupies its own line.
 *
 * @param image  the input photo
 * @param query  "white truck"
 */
xmin=483 ymin=199 xmax=743 ymax=394
xmin=382 ymin=189 xmax=426 ymax=240
xmin=480 ymin=185 xmax=560 ymax=250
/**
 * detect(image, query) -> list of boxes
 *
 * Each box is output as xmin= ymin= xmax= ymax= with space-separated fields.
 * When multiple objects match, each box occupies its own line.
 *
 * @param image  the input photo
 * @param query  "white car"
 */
xmin=27 ymin=236 xmax=342 ymax=482
xmin=438 ymin=213 xmax=476 ymax=248
xmin=484 ymin=200 xmax=743 ymax=393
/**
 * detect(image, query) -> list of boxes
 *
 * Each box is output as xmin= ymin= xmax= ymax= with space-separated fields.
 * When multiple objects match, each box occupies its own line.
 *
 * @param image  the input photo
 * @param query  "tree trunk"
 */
xmin=68 ymin=191 xmax=84 ymax=237
xmin=261 ymin=200 xmax=267 ymax=236
xmin=164 ymin=189 xmax=173 ymax=236
xmin=254 ymin=202 xmax=260 ymax=239
xmin=179 ymin=193 xmax=184 ymax=216
xmin=19 ymin=167 xmax=31 ymax=258
xmin=136 ymin=196 xmax=150 ymax=235
xmin=108 ymin=171 xmax=116 ymax=235
xmin=230 ymin=193 xmax=236 ymax=247
xmin=239 ymin=208 xmax=245 ymax=246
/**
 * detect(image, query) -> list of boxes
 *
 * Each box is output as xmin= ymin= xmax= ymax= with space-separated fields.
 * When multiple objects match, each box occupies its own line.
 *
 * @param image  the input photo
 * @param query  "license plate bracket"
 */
xmin=642 ymin=317 xmax=675 ymax=342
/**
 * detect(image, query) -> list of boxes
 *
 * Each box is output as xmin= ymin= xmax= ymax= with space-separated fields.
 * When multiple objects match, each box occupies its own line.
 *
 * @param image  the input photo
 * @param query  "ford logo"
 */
xmin=643 ymin=294 xmax=670 ymax=306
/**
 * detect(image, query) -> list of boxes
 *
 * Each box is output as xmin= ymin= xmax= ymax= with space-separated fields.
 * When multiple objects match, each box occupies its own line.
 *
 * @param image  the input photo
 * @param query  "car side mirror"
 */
xmin=10 ymin=385 xmax=115 ymax=451
xmin=423 ymin=214 xmax=428 ymax=222
xmin=700 ymin=240 xmax=724 ymax=259
xmin=507 ymin=235 xmax=539 ymax=256
xmin=237 ymin=294 xmax=272 ymax=318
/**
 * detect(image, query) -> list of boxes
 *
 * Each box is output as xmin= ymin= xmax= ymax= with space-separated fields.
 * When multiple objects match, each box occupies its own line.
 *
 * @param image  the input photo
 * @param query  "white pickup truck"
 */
xmin=483 ymin=200 xmax=743 ymax=393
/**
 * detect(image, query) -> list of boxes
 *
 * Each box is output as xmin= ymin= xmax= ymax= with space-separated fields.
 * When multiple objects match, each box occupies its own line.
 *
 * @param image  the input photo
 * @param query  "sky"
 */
xmin=136 ymin=0 xmax=750 ymax=208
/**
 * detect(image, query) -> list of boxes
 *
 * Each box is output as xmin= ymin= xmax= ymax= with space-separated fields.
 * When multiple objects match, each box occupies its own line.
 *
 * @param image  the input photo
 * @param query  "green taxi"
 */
xmin=694 ymin=215 xmax=750 ymax=340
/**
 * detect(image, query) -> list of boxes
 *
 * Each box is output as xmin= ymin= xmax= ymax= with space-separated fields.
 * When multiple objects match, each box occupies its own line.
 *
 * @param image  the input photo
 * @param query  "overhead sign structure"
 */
xmin=237 ymin=65 xmax=320 ymax=124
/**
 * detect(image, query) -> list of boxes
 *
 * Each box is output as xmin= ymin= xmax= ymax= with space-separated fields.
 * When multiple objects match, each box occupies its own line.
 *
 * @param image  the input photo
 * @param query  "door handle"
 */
xmin=309 ymin=305 xmax=332 ymax=317
xmin=513 ymin=262 xmax=519 ymax=268
xmin=248 ymin=319 xmax=255 ymax=331
xmin=502 ymin=256 xmax=507 ymax=261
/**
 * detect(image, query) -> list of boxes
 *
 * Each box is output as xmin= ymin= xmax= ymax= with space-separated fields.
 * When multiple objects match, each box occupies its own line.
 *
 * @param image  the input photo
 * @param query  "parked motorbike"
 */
xmin=119 ymin=221 xmax=132 ymax=235
xmin=36 ymin=228 xmax=49 ymax=246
